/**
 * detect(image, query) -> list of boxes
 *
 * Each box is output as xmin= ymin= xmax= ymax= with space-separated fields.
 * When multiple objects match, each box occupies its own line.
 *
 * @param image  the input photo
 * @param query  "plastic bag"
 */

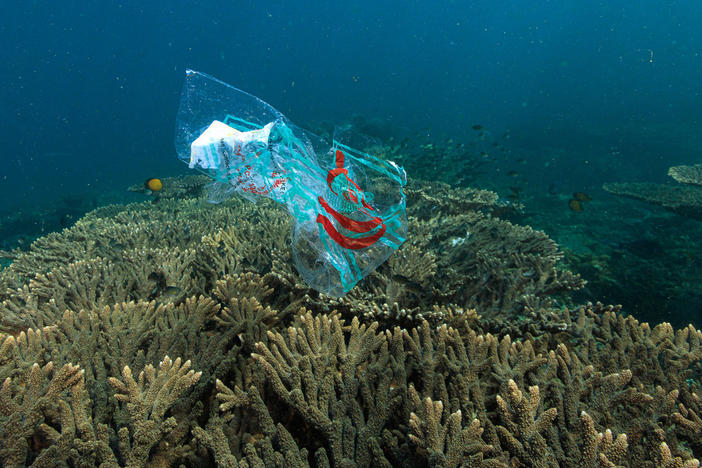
xmin=175 ymin=69 xmax=407 ymax=297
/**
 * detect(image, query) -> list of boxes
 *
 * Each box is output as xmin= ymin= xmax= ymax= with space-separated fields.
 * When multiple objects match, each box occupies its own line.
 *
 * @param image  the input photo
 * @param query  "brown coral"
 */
xmin=0 ymin=175 xmax=699 ymax=467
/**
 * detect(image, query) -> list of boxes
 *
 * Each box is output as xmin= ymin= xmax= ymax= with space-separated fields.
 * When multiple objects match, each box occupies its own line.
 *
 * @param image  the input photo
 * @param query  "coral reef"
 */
xmin=603 ymin=182 xmax=702 ymax=221
xmin=669 ymin=164 xmax=702 ymax=187
xmin=604 ymin=161 xmax=702 ymax=220
xmin=0 ymin=176 xmax=699 ymax=467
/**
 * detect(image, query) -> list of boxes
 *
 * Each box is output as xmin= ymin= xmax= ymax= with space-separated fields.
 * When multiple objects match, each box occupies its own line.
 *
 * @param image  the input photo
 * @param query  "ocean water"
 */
xmin=1 ymin=0 xmax=701 ymax=325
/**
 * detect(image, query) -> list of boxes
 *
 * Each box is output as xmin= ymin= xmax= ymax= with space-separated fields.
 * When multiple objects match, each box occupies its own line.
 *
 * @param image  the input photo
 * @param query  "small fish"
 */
xmin=480 ymin=151 xmax=489 ymax=158
xmin=572 ymin=192 xmax=592 ymax=202
xmin=160 ymin=286 xmax=183 ymax=303
xmin=472 ymin=124 xmax=483 ymax=131
xmin=548 ymin=182 xmax=559 ymax=195
xmin=568 ymin=199 xmax=584 ymax=212
xmin=507 ymin=170 xmax=520 ymax=177
xmin=144 ymin=178 xmax=163 ymax=192
xmin=516 ymin=158 xmax=526 ymax=164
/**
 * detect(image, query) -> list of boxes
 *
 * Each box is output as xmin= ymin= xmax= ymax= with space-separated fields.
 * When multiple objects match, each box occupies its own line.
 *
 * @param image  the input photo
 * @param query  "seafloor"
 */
xmin=0 ymin=172 xmax=700 ymax=467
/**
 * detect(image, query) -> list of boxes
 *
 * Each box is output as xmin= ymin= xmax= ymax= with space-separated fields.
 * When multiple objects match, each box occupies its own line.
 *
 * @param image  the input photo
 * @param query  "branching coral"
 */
xmin=495 ymin=379 xmax=557 ymax=467
xmin=108 ymin=356 xmax=202 ymax=467
xmin=0 ymin=361 xmax=84 ymax=466
xmin=578 ymin=411 xmax=628 ymax=467
xmin=407 ymin=384 xmax=500 ymax=467
xmin=251 ymin=313 xmax=400 ymax=466
xmin=0 ymin=175 xmax=700 ymax=467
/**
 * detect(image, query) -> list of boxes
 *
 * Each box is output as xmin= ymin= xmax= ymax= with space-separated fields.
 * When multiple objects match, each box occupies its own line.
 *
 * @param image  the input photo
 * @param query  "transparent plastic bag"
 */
xmin=175 ymin=70 xmax=407 ymax=297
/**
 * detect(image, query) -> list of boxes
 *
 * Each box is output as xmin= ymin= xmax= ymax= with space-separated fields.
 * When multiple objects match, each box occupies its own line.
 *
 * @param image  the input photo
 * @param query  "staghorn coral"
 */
xmin=404 ymin=179 xmax=507 ymax=218
xmin=195 ymin=382 xmax=319 ymax=468
xmin=0 ymin=195 xmax=284 ymax=293
xmin=108 ymin=356 xmax=202 ymax=467
xmin=0 ymin=247 xmax=205 ymax=333
xmin=0 ymin=175 xmax=701 ymax=467
xmin=408 ymin=209 xmax=584 ymax=317
xmin=578 ymin=411 xmax=628 ymax=468
xmin=250 ymin=312 xmax=401 ymax=467
xmin=672 ymin=390 xmax=702 ymax=455
xmin=0 ymin=293 xmax=701 ymax=467
xmin=657 ymin=442 xmax=700 ymax=468
xmin=0 ymin=300 xmax=225 ymax=466
xmin=0 ymin=361 xmax=84 ymax=467
xmin=407 ymin=384 xmax=501 ymax=467
xmin=494 ymin=379 xmax=557 ymax=467
xmin=2 ymin=177 xmax=582 ymax=329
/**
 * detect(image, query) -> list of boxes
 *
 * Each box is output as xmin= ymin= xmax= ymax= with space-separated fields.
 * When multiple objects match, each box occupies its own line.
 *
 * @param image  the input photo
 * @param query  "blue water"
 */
xmin=1 ymin=0 xmax=701 ymax=321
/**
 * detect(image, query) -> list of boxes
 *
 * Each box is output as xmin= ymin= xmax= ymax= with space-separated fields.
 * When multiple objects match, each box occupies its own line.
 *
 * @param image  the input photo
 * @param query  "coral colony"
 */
xmin=1 ymin=174 xmax=700 ymax=466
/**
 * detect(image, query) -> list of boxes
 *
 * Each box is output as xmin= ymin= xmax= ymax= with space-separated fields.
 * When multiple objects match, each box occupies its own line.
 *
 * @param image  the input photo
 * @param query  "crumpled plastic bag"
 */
xmin=175 ymin=69 xmax=407 ymax=297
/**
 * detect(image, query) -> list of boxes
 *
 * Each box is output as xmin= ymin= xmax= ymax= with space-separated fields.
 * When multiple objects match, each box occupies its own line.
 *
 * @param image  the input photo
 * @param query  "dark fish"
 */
xmin=509 ymin=186 xmax=522 ymax=193
xmin=472 ymin=124 xmax=483 ymax=131
xmin=548 ymin=183 xmax=559 ymax=195
xmin=516 ymin=158 xmax=526 ymax=164
xmin=568 ymin=199 xmax=584 ymax=212
xmin=507 ymin=170 xmax=520 ymax=177
xmin=573 ymin=192 xmax=592 ymax=202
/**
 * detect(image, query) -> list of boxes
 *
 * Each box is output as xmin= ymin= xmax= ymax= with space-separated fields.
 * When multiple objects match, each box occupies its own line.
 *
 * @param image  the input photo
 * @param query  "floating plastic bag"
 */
xmin=175 ymin=69 xmax=407 ymax=297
